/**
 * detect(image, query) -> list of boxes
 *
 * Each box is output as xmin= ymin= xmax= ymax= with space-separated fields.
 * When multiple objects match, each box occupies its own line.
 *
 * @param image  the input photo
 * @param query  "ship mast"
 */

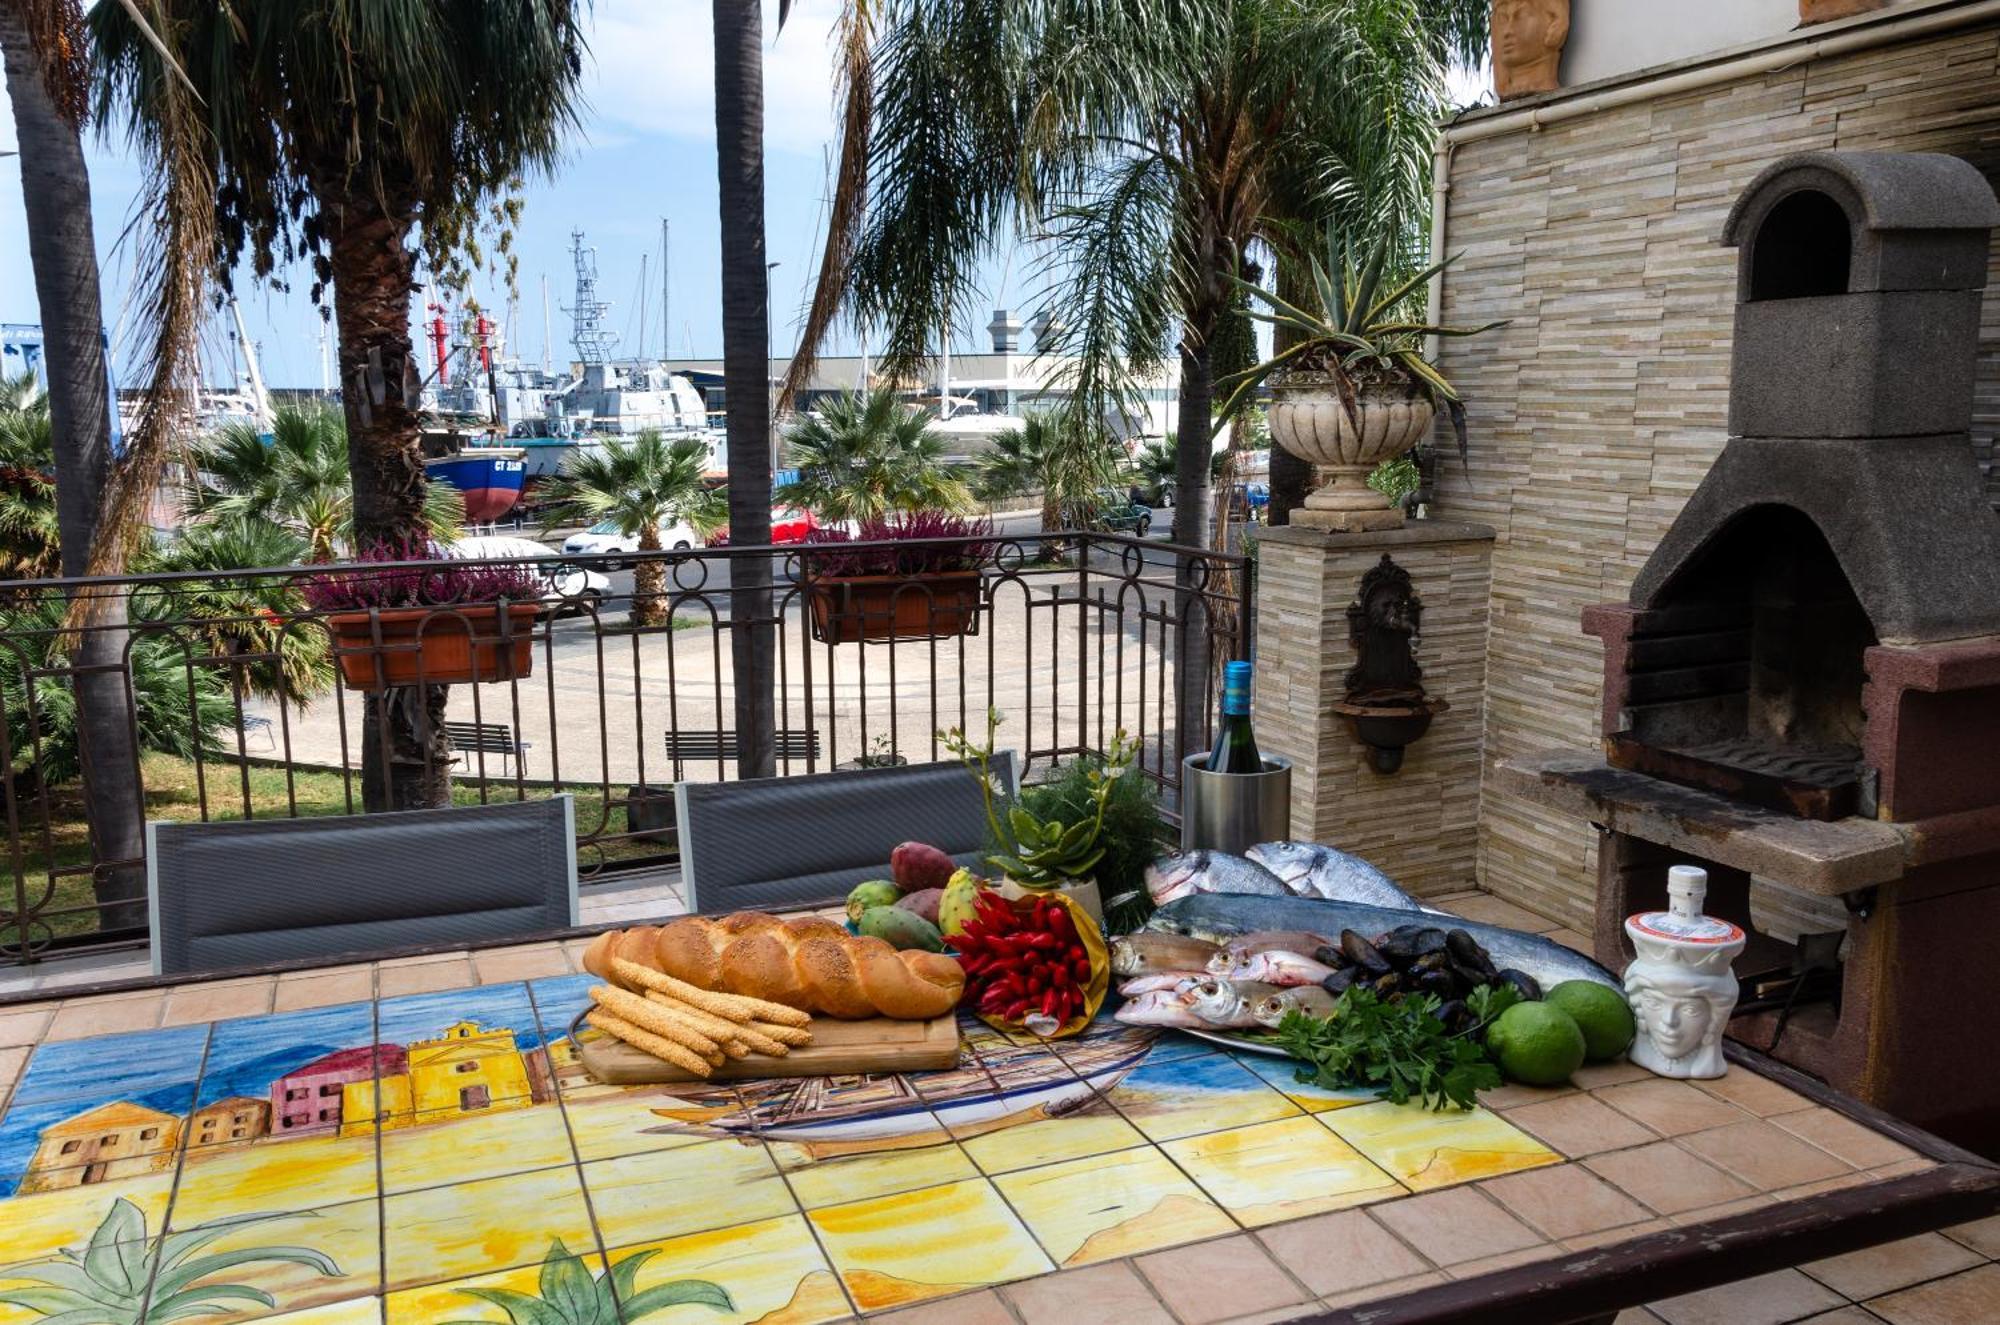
xmin=561 ymin=229 xmax=617 ymax=367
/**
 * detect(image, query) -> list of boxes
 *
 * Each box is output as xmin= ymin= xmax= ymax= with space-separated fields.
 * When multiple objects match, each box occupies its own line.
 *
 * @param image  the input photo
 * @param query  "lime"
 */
xmin=1544 ymin=980 xmax=1638 ymax=1062
xmin=1486 ymin=1002 xmax=1587 ymax=1086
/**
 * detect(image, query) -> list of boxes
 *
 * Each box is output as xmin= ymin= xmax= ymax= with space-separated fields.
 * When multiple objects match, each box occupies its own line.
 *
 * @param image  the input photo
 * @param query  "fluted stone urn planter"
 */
xmin=1267 ymin=372 xmax=1434 ymax=531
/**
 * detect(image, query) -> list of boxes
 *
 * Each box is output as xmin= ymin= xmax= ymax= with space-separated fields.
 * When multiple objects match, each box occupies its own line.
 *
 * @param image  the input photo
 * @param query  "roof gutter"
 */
xmin=1424 ymin=0 xmax=2000 ymax=344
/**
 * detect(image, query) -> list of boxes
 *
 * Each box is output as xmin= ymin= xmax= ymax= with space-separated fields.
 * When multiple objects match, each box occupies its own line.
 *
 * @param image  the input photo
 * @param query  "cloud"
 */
xmin=582 ymin=0 xmax=843 ymax=157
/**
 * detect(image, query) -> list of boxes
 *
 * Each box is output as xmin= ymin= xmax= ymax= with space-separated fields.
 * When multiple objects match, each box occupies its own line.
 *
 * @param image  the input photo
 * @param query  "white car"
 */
xmin=450 ymin=535 xmax=609 ymax=609
xmin=560 ymin=518 xmax=702 ymax=568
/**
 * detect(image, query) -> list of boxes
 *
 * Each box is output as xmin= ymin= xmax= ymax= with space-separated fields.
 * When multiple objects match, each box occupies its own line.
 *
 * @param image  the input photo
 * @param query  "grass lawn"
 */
xmin=2 ymin=753 xmax=662 ymax=950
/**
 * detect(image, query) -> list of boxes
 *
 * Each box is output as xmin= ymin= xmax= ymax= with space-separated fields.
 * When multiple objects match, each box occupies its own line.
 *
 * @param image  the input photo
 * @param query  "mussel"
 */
xmin=1415 ymin=968 xmax=1457 ymax=997
xmin=1371 ymin=971 xmax=1404 ymax=998
xmin=1435 ymin=999 xmax=1470 ymax=1032
xmin=1340 ymin=929 xmax=1393 ymax=977
xmin=1445 ymin=929 xmax=1499 ymax=982
xmin=1497 ymin=968 xmax=1543 ymax=1002
xmin=1313 ymin=944 xmax=1348 ymax=971
xmin=1320 ymin=967 xmax=1359 ymax=996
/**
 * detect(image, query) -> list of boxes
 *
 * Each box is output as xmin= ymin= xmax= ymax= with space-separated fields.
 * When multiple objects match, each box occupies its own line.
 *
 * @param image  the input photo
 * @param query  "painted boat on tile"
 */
xmin=657 ymin=1031 xmax=1156 ymax=1146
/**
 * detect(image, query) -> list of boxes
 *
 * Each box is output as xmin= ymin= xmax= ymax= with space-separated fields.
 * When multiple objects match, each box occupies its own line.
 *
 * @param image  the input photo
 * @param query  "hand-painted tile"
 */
xmin=807 ymin=1178 xmax=1053 ymax=1313
xmin=1232 ymin=1049 xmax=1376 ymax=1114
xmin=954 ymin=1101 xmax=1147 ymax=1175
xmin=526 ymin=972 xmax=597 ymax=1050
xmin=766 ymin=1134 xmax=980 ymax=1210
xmin=5 ymin=1023 xmax=209 ymax=1109
xmin=1322 ymin=1099 xmax=1561 ymax=1191
xmin=0 ymin=1025 xmax=208 ymax=1198
xmin=914 ymin=1024 xmax=1150 ymax=1158
xmin=993 ymin=1146 xmax=1235 ymax=1266
xmin=384 ymin=1241 xmax=608 ymax=1324
xmin=382 ymin=1164 xmax=595 ymax=1294
xmin=581 ymin=1137 xmax=798 ymax=1249
xmin=378 ymin=1097 xmax=574 ymax=1195
xmin=1052 ymin=1017 xmax=1204 ymax=1068
xmin=561 ymin=1078 xmax=749 ymax=1163
xmin=190 ymin=1002 xmax=380 ymax=1161
xmin=1163 ymin=1115 xmax=1403 ymax=1226
xmin=1102 ymin=1050 xmax=1302 ymax=1142
xmin=0 ymin=1171 xmax=174 ymax=1266
xmin=256 ymin=1298 xmax=384 ymax=1324
xmin=152 ymin=1193 xmax=379 ymax=1324
xmin=171 ymin=1123 xmax=380 ymax=1227
xmin=604 ymin=1214 xmax=850 ymax=1325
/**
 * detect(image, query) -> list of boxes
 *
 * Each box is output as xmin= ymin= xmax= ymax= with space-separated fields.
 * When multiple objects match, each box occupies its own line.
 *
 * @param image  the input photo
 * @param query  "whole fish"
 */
xmin=1111 ymin=932 xmax=1223 ymax=978
xmin=1211 ymin=949 xmax=1342 ymax=987
xmin=1145 ymin=850 xmax=1289 ymax=905
xmin=1187 ymin=978 xmax=1284 ymax=1028
xmin=1245 ymin=840 xmax=1432 ymax=911
xmin=1115 ymin=986 xmax=1210 ymax=1029
xmin=1218 ymin=930 xmax=1333 ymax=958
xmin=1252 ymin=986 xmax=1338 ymax=1028
xmin=1117 ymin=972 xmax=1206 ymax=996
xmin=1147 ymin=893 xmax=1620 ymax=993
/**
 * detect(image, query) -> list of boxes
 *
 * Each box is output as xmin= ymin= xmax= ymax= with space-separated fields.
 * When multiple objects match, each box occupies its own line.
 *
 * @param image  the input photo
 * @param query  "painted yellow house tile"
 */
xmin=170 ymin=1128 xmax=379 ymax=1226
xmin=0 ymin=1173 xmax=174 ymax=1267
xmin=170 ymin=1197 xmax=381 ymax=1323
xmin=608 ymin=1214 xmax=851 ymax=1325
xmin=807 ymin=1179 xmax=1053 ymax=1312
xmin=382 ymin=1165 xmax=594 ymax=1292
xmin=993 ymin=1147 xmax=1235 ymax=1266
xmin=385 ymin=1247 xmax=606 ymax=1324
xmin=766 ymin=1135 xmax=981 ymax=1211
xmin=581 ymin=1138 xmax=797 ymax=1249
xmin=1321 ymin=1100 xmax=1560 ymax=1191
xmin=1163 ymin=1115 xmax=1404 ymax=1225
xmin=259 ymin=1298 xmax=384 ymax=1324
xmin=378 ymin=1101 xmax=573 ymax=1195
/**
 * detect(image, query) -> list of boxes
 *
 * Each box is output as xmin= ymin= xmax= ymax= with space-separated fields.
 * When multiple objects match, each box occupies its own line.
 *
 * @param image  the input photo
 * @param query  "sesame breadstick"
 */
xmin=584 ymin=1009 xmax=713 ymax=1078
xmin=609 ymin=957 xmax=813 ymax=1027
xmin=588 ymin=985 xmax=724 ymax=1058
xmin=644 ymin=991 xmax=795 ymax=1057
xmin=747 ymin=1020 xmax=813 ymax=1047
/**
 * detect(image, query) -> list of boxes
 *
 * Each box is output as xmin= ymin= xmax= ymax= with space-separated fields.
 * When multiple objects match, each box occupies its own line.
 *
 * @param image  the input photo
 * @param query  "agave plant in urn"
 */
xmin=1217 ymin=232 xmax=1504 ymax=531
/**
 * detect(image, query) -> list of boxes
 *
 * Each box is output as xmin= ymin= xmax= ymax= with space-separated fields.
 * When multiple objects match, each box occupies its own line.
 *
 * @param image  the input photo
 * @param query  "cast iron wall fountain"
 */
xmin=1330 ymin=554 xmax=1447 ymax=773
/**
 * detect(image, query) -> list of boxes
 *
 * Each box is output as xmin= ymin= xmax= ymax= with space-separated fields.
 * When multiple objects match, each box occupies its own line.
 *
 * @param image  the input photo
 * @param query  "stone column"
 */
xmin=1251 ymin=521 xmax=1496 ymax=897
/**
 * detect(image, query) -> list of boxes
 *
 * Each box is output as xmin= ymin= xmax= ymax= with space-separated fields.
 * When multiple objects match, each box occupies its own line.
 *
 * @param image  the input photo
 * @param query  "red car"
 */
xmin=705 ymin=507 xmax=821 ymax=547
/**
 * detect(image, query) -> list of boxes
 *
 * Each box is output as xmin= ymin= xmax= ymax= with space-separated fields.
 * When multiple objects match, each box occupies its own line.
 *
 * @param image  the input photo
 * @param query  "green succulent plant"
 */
xmin=442 ymin=1238 xmax=732 ymax=1325
xmin=941 ymin=708 xmax=1138 ymax=889
xmin=1214 ymin=231 xmax=1506 ymax=458
xmin=0 ymin=1197 xmax=339 ymax=1324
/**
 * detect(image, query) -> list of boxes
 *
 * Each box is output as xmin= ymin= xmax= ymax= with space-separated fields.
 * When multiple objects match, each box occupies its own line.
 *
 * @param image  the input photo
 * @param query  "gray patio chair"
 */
xmin=676 ymin=753 xmax=1017 ymax=913
xmin=147 ymin=796 xmax=578 ymax=976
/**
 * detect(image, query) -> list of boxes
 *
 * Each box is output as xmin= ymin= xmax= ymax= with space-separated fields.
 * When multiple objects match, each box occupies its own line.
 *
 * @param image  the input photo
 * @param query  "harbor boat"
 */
xmin=423 ymin=445 xmax=527 ymax=523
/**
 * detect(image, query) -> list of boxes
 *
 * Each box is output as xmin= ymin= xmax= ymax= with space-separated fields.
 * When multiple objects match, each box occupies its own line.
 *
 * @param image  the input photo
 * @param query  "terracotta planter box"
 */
xmin=807 ymin=571 xmax=984 ymax=644
xmin=326 ymin=603 xmax=541 ymax=690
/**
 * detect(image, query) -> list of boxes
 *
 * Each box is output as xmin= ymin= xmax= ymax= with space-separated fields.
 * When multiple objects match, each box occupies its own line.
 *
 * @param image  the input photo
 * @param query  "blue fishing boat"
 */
xmin=424 ymin=446 xmax=527 ymax=523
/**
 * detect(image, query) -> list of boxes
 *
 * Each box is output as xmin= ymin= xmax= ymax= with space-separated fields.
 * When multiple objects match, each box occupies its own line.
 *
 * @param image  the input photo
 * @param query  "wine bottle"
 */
xmin=1208 ymin=660 xmax=1264 ymax=773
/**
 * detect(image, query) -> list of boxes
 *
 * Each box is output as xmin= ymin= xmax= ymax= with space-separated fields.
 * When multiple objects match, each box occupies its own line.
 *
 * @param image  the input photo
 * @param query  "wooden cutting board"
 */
xmin=575 ymin=1011 xmax=961 ymax=1083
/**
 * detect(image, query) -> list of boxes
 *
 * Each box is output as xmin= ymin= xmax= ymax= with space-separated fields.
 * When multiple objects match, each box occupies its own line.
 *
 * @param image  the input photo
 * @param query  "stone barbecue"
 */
xmin=1499 ymin=151 xmax=2000 ymax=1153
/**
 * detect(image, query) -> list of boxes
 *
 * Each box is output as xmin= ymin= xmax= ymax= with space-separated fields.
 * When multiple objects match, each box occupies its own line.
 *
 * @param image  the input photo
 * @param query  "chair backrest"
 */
xmin=148 ymin=797 xmax=577 ymax=976
xmin=676 ymin=753 xmax=1017 ymax=913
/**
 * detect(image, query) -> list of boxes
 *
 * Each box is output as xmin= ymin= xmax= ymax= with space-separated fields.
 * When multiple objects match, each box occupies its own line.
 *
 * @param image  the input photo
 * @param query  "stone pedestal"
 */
xmin=1250 ymin=521 xmax=1496 ymax=898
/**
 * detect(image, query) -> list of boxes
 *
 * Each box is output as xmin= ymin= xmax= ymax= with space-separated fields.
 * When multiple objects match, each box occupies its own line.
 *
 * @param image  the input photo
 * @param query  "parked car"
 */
xmin=707 ymin=507 xmax=822 ymax=546
xmin=1093 ymin=491 xmax=1153 ymax=537
xmin=450 ymin=535 xmax=609 ymax=611
xmin=560 ymin=518 xmax=703 ymax=568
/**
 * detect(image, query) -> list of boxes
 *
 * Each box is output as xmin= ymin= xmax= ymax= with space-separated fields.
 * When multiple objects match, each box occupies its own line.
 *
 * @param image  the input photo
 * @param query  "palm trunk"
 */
xmin=1266 ymin=256 xmax=1313 ymax=525
xmin=714 ymin=0 xmax=777 ymax=779
xmin=0 ymin=7 xmax=147 ymax=931
xmin=320 ymin=178 xmax=450 ymax=810
xmin=633 ymin=523 xmax=667 ymax=627
xmin=1171 ymin=329 xmax=1216 ymax=765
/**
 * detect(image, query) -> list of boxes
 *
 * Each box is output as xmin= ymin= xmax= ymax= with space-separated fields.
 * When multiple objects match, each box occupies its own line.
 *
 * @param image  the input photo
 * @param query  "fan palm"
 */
xmin=0 ymin=372 xmax=62 ymax=581
xmin=442 ymin=1237 xmax=731 ymax=1325
xmin=189 ymin=406 xmax=463 ymax=562
xmin=973 ymin=413 xmax=1120 ymax=533
xmin=93 ymin=0 xmax=589 ymax=812
xmin=538 ymin=431 xmax=722 ymax=628
xmin=784 ymin=392 xmax=973 ymax=523
xmin=0 ymin=1196 xmax=338 ymax=1324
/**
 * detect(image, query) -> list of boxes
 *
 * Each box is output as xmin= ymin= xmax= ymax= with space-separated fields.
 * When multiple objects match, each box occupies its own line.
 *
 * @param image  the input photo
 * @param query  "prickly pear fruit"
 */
xmin=896 ymin=887 xmax=944 ymax=926
xmin=856 ymin=906 xmax=946 ymax=952
xmin=846 ymin=879 xmax=902 ymax=923
xmin=938 ymin=868 xmax=983 ymax=938
xmin=890 ymin=841 xmax=955 ymax=894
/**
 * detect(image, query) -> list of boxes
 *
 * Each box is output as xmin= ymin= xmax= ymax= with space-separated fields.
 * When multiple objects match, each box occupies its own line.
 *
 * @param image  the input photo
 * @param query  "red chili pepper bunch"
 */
xmin=955 ymin=890 xmax=1094 ymax=1026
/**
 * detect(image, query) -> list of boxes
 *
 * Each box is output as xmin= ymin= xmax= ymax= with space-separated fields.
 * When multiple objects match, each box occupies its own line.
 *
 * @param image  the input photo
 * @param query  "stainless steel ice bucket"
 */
xmin=1180 ymin=753 xmax=1293 ymax=855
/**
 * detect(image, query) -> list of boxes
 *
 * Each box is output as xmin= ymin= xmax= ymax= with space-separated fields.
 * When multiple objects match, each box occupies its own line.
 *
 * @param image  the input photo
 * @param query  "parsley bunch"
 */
xmin=1268 ymin=983 xmax=1524 ymax=1112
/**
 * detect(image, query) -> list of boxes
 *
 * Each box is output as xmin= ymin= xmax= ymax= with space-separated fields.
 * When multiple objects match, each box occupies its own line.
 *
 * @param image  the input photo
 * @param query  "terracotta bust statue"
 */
xmin=1492 ymin=0 xmax=1570 ymax=101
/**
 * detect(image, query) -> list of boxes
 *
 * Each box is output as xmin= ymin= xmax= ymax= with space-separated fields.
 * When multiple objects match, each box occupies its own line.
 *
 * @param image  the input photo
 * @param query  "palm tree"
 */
xmin=972 ymin=413 xmax=1120 ymax=533
xmin=538 ymin=432 xmax=722 ymax=627
xmin=0 ymin=1197 xmax=339 ymax=1324
xmin=443 ymin=1238 xmax=731 ymax=1325
xmin=0 ymin=372 xmax=61 ymax=581
xmin=714 ymin=0 xmax=779 ymax=778
xmin=784 ymin=392 xmax=973 ymax=523
xmin=93 ymin=0 xmax=590 ymax=812
xmin=794 ymin=0 xmax=1471 ymax=759
xmin=190 ymin=406 xmax=463 ymax=561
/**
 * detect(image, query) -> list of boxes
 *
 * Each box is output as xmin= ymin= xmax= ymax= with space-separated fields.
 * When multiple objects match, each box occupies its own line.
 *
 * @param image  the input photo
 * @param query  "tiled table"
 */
xmin=0 ymin=937 xmax=1995 ymax=1325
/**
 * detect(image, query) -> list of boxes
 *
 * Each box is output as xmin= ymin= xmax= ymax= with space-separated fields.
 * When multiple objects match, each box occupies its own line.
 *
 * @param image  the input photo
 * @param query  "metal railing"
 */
xmin=0 ymin=531 xmax=1247 ymax=963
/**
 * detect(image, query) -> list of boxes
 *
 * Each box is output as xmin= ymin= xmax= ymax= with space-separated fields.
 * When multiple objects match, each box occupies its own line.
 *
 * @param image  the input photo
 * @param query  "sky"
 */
xmin=1 ymin=1 xmax=1492 ymax=390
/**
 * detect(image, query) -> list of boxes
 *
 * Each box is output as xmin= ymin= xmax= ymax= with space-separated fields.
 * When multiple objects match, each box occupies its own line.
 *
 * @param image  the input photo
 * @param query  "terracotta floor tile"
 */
xmin=0 ymin=1006 xmax=51 ymax=1047
xmin=1439 ymin=893 xmax=1562 ymax=932
xmin=1614 ymin=1311 xmax=1666 ymax=1324
xmin=869 ymin=1288 xmax=1015 ymax=1324
xmin=1790 ymin=1310 xmax=1890 ymax=1325
xmin=1003 ymin=1262 xmax=1174 ymax=1325
xmin=1443 ymin=1244 xmax=1561 ymax=1280
xmin=1134 ymin=1234 xmax=1307 ymax=1325
xmin=1773 ymin=1107 xmax=1921 ymax=1170
xmin=1366 ymin=1187 xmax=1541 ymax=1266
xmin=1770 ymin=1171 xmax=1876 ymax=1202
xmin=1596 ymin=1079 xmax=1747 ymax=1136
xmin=0 ymin=1044 xmax=26 ymax=1095
xmin=1476 ymin=1080 xmax=1576 ymax=1111
xmin=1678 ymin=1118 xmax=1854 ymax=1191
xmin=1506 ymin=1093 xmax=1658 ymax=1156
xmin=376 ymin=956 xmax=476 ymax=997
xmin=1866 ymin=1264 xmax=2000 ymax=1325
xmin=44 ymin=992 xmax=165 ymax=1040
xmin=1583 ymin=1141 xmax=1755 ymax=1215
xmin=471 ymin=944 xmax=571 ymax=984
xmin=1256 ymin=1207 xmax=1432 ymax=1298
xmin=1214 ymin=1307 xmax=1314 ymax=1324
xmin=1667 ymin=1194 xmax=1775 ymax=1225
xmin=272 ymin=966 xmax=376 ymax=1012
xmin=161 ymin=977 xmax=275 ymax=1026
xmin=1562 ymin=1218 xmax=1675 ymax=1251
xmin=1692 ymin=1070 xmax=1815 ymax=1117
xmin=1803 ymin=1232 xmax=1984 ymax=1301
xmin=1944 ymin=1213 xmax=2000 ymax=1259
xmin=1316 ymin=1270 xmax=1446 ymax=1309
xmin=1478 ymin=1163 xmax=1653 ymax=1240
xmin=1570 ymin=1061 xmax=1654 ymax=1089
xmin=1650 ymin=1268 xmax=1846 ymax=1325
